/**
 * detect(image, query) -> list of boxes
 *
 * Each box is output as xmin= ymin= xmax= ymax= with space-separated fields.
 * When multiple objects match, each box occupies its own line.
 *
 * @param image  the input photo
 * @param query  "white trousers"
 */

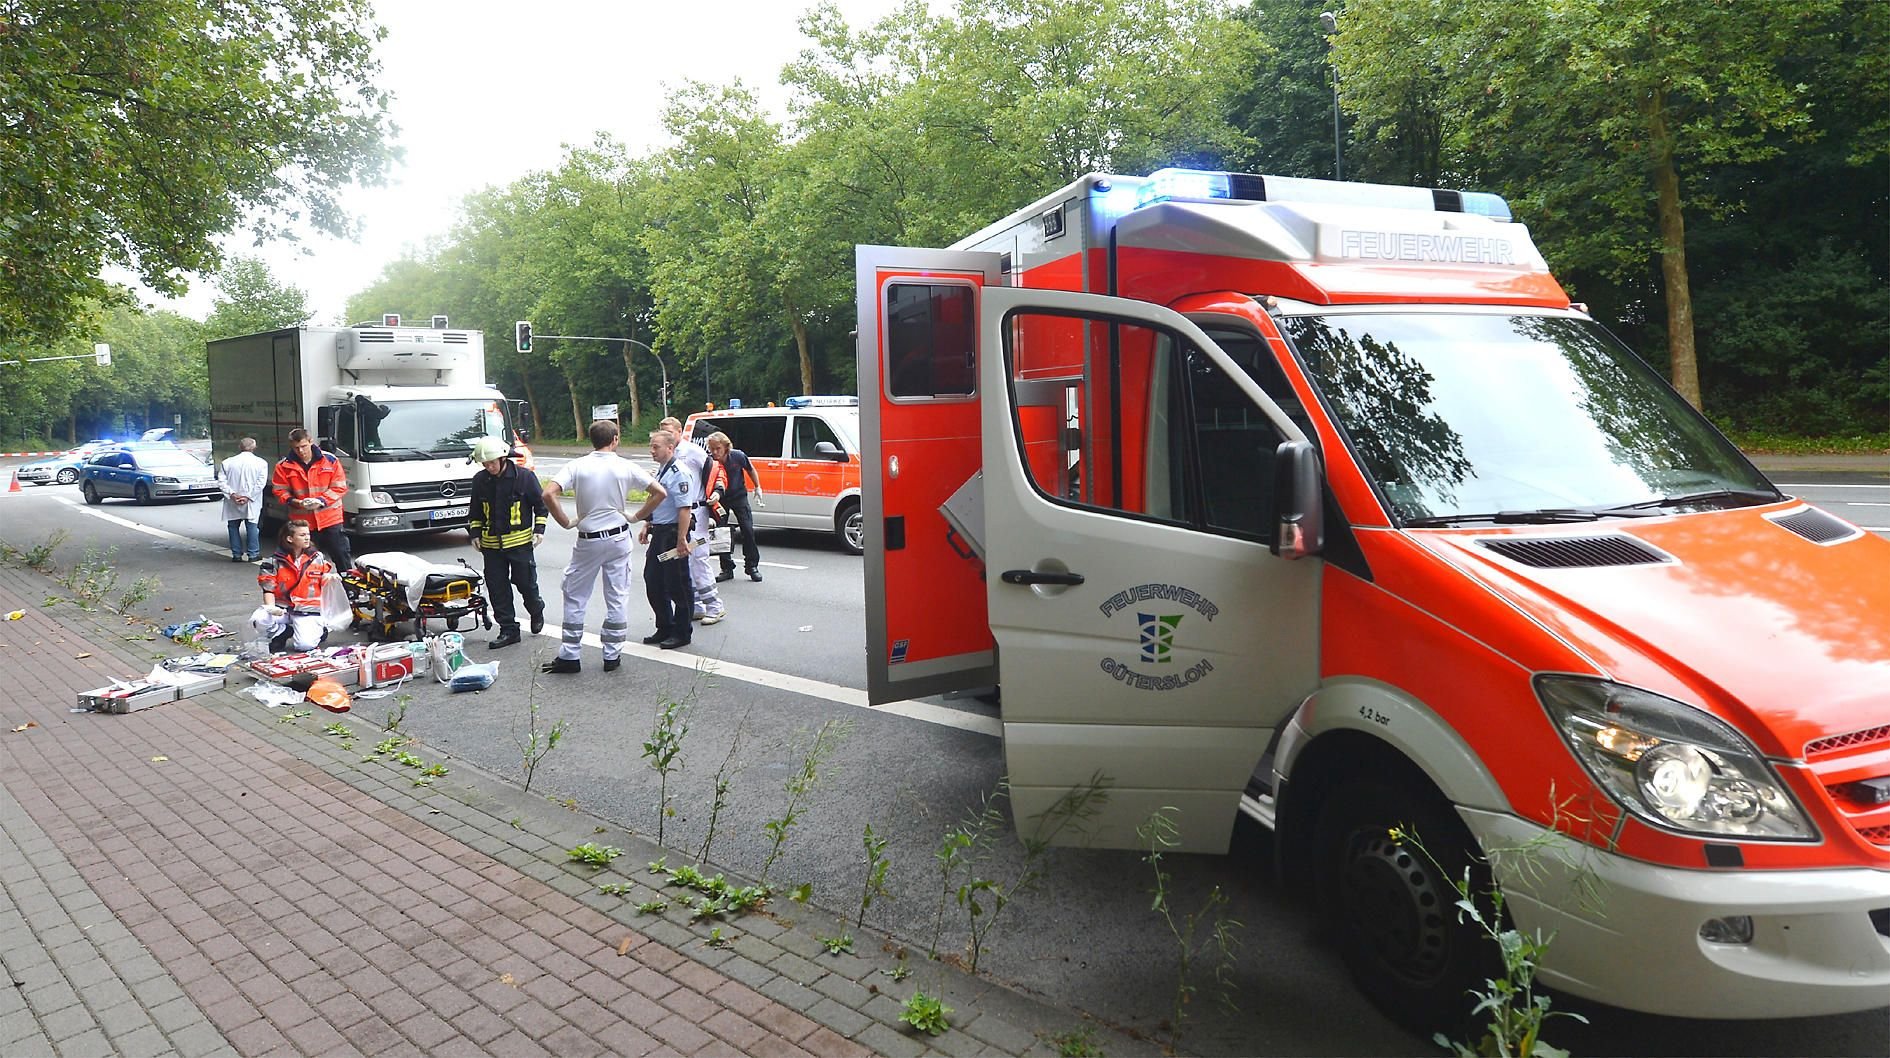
xmin=559 ymin=533 xmax=633 ymax=660
xmin=250 ymin=607 xmax=325 ymax=652
xmin=688 ymin=512 xmax=724 ymax=618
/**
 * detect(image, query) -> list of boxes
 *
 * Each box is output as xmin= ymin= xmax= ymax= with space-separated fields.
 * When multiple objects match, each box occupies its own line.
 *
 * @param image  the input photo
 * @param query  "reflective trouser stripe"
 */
xmin=559 ymin=534 xmax=633 ymax=660
xmin=688 ymin=540 xmax=723 ymax=617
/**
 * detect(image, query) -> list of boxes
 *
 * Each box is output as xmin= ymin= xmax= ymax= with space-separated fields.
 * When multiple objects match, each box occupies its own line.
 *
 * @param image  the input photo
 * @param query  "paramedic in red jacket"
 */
xmin=271 ymin=428 xmax=352 ymax=570
xmin=252 ymin=521 xmax=338 ymax=652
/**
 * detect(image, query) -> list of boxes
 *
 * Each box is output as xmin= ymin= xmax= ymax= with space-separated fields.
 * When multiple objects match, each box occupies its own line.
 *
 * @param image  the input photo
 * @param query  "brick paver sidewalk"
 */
xmin=0 ymin=564 xmax=1123 ymax=1058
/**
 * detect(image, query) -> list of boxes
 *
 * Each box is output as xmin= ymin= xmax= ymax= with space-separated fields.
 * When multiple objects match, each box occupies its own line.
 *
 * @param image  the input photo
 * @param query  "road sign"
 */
xmin=592 ymin=404 xmax=618 ymax=421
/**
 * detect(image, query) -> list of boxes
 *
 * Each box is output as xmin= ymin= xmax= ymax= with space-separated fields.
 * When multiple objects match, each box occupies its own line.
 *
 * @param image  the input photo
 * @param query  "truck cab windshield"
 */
xmin=1279 ymin=310 xmax=1777 ymax=525
xmin=358 ymin=399 xmax=508 ymax=461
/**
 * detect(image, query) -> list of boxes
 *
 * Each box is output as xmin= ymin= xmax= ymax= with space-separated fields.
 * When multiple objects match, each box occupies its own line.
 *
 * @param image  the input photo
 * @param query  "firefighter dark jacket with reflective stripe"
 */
xmin=271 ymin=448 xmax=349 ymax=531
xmin=470 ymin=461 xmax=548 ymax=549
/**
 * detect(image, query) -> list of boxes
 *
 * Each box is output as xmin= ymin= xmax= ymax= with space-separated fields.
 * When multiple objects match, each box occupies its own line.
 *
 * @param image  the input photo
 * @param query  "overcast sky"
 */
xmin=138 ymin=0 xmax=911 ymax=324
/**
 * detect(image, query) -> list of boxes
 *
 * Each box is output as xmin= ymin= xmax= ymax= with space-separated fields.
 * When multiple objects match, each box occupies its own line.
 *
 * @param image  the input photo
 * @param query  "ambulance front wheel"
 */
xmin=836 ymin=500 xmax=863 ymax=555
xmin=1313 ymin=779 xmax=1495 ymax=1037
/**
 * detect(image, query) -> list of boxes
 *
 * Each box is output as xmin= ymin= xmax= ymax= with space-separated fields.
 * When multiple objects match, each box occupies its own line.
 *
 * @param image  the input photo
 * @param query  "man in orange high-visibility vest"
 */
xmin=271 ymin=428 xmax=353 ymax=570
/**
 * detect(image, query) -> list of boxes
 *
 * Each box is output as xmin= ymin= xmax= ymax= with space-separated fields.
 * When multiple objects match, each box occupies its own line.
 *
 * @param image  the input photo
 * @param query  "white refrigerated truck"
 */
xmin=206 ymin=322 xmax=532 ymax=536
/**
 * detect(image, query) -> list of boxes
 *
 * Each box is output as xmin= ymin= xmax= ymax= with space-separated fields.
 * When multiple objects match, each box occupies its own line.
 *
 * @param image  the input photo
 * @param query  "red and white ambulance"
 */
xmin=856 ymin=169 xmax=1890 ymax=1026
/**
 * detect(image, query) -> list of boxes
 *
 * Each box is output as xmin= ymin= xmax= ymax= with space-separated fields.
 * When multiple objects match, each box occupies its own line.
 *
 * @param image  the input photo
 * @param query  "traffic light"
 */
xmin=515 ymin=321 xmax=533 ymax=354
xmin=93 ymin=343 xmax=111 ymax=367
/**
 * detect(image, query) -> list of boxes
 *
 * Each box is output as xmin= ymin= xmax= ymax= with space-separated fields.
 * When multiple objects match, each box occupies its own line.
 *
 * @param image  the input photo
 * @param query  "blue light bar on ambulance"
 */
xmin=785 ymin=395 xmax=859 ymax=409
xmin=1134 ymin=167 xmax=1511 ymax=223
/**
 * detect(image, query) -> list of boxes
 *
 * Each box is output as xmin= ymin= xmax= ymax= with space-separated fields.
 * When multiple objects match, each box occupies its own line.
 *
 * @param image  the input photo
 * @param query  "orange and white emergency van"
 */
xmin=685 ymin=396 xmax=865 ymax=553
xmin=856 ymin=169 xmax=1890 ymax=1027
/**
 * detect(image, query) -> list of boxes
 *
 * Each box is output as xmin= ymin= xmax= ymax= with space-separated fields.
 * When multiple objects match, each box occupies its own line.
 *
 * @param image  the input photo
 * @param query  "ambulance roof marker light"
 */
xmin=1131 ymin=166 xmax=1512 ymax=221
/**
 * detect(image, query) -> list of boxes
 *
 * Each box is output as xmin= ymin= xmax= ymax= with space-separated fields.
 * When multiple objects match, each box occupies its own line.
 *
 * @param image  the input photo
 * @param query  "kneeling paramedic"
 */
xmin=252 ymin=521 xmax=338 ymax=652
xmin=468 ymin=437 xmax=547 ymax=650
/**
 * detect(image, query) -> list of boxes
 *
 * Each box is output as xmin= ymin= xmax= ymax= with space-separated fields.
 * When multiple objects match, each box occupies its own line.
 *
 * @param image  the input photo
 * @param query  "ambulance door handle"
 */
xmin=1001 ymin=569 xmax=1084 ymax=587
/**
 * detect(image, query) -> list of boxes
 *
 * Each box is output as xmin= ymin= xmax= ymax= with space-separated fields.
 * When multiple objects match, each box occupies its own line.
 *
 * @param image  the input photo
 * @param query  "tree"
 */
xmin=1338 ymin=0 xmax=1848 ymax=410
xmin=203 ymin=257 xmax=313 ymax=339
xmin=0 ymin=0 xmax=395 ymax=352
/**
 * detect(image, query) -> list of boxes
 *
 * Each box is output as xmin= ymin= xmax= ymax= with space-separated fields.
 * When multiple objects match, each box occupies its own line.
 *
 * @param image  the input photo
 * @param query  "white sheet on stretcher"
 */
xmin=352 ymin=551 xmax=479 ymax=611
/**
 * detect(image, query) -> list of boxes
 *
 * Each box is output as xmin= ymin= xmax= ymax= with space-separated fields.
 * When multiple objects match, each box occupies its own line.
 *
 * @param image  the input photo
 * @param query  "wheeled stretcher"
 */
xmin=340 ymin=552 xmax=492 ymax=640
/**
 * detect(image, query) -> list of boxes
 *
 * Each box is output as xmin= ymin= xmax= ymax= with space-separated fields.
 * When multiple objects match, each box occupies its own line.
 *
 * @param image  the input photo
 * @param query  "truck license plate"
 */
xmin=432 ymin=506 xmax=469 ymax=521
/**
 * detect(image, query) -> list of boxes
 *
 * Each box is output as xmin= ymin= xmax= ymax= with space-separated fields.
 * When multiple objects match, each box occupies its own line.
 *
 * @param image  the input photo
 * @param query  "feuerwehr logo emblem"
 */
xmin=1138 ymin=613 xmax=1182 ymax=663
xmin=1098 ymin=583 xmax=1218 ymax=692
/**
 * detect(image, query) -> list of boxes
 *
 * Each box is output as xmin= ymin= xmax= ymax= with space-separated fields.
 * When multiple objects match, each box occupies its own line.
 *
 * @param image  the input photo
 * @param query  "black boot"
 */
xmin=540 ymin=657 xmax=581 ymax=674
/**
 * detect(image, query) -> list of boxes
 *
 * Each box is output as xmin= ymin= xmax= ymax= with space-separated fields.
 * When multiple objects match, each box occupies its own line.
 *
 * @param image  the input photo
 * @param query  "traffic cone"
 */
xmin=6 ymin=470 xmax=19 ymax=492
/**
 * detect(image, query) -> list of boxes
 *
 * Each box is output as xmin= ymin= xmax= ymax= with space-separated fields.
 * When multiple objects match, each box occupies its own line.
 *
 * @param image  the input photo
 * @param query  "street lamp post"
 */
xmin=1320 ymin=11 xmax=1342 ymax=181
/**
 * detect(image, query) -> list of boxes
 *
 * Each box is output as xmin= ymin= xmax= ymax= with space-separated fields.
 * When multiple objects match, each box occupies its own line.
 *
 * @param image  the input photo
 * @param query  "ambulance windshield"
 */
xmin=1281 ymin=310 xmax=1774 ymax=525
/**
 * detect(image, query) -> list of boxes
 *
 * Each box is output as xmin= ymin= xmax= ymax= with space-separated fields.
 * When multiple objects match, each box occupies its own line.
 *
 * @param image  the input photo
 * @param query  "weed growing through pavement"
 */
xmin=567 ymin=842 xmax=622 ymax=867
xmin=930 ymin=787 xmax=1007 ymax=962
xmin=394 ymin=752 xmax=424 ymax=768
xmin=704 ymin=927 xmax=730 ymax=949
xmin=634 ymin=899 xmax=668 ymax=914
xmin=818 ymin=933 xmax=854 ymax=956
xmin=695 ymin=707 xmax=752 ymax=867
xmin=513 ymin=664 xmax=567 ymax=794
xmin=597 ymin=882 xmax=636 ymax=896
xmin=857 ymin=822 xmax=892 ymax=929
xmin=381 ymin=692 xmax=410 ymax=732
xmin=22 ymin=530 xmax=68 ymax=571
xmin=278 ymin=709 xmax=312 ymax=723
xmin=900 ymin=990 xmax=951 ymax=1036
xmin=1050 ymin=1026 xmax=1104 ymax=1057
xmin=883 ymin=964 xmax=911 ymax=982
xmin=759 ymin=717 xmax=852 ymax=884
xmin=321 ymin=722 xmax=354 ymax=738
xmin=957 ymin=776 xmax=1109 ymax=974
xmin=116 ymin=574 xmax=159 ymax=613
xmin=61 ymin=545 xmax=119 ymax=610
xmin=641 ymin=693 xmax=689 ymax=845
xmin=1421 ymin=787 xmax=1609 ymax=1058
xmin=1137 ymin=807 xmax=1242 ymax=1052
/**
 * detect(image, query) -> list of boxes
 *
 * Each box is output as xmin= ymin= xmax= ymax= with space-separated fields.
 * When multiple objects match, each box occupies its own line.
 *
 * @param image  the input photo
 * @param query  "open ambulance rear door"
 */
xmin=860 ymin=250 xmax=1320 ymax=853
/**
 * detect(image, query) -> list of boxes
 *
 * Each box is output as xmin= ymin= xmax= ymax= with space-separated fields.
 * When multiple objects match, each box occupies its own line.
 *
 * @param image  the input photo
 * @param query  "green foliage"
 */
xmin=514 ymin=668 xmax=567 ymax=793
xmin=1392 ymin=823 xmax=1589 ymax=1058
xmin=1051 ymin=1026 xmax=1105 ymax=1058
xmin=857 ymin=822 xmax=892 ymax=929
xmin=899 ymin=989 xmax=952 ymax=1036
xmin=818 ymin=933 xmax=853 ymax=956
xmin=22 ymin=530 xmax=67 ymax=571
xmin=567 ymin=842 xmax=622 ymax=866
xmin=0 ymin=0 xmax=393 ymax=352
xmin=60 ymin=545 xmax=119 ymax=611
xmin=760 ymin=718 xmax=852 ymax=883
xmin=203 ymin=257 xmax=313 ymax=340
xmin=642 ymin=695 xmax=690 ymax=845
xmin=1137 ymin=808 xmax=1242 ymax=1051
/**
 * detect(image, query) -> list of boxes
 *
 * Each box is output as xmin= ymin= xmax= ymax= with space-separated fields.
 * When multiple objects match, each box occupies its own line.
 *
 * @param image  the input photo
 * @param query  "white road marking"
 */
xmin=759 ymin=560 xmax=808 ymax=570
xmin=536 ymin=623 xmax=1000 ymax=738
xmin=56 ymin=497 xmax=228 ymax=555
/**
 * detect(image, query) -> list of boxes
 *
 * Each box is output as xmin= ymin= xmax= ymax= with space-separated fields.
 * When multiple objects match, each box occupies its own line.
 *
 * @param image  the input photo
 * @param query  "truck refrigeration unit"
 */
xmin=207 ymin=320 xmax=532 ymax=536
xmin=857 ymin=168 xmax=1890 ymax=1027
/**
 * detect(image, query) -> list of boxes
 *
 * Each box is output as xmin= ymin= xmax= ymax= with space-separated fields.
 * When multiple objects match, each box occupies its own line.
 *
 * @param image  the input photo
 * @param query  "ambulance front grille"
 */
xmin=1767 ymin=506 xmax=1861 ymax=545
xmin=1478 ymin=535 xmax=1670 ymax=569
xmin=1806 ymin=723 xmax=1890 ymax=759
xmin=1854 ymin=825 xmax=1890 ymax=846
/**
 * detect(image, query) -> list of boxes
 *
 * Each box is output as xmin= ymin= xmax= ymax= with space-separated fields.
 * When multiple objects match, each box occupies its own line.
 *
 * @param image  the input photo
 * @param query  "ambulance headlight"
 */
xmin=1537 ymin=676 xmax=1815 ymax=841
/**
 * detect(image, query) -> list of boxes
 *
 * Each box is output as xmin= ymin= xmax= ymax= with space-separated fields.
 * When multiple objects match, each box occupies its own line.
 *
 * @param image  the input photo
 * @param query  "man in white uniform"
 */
xmin=219 ymin=436 xmax=270 ymax=562
xmin=541 ymin=420 xmax=666 ymax=674
xmin=658 ymin=416 xmax=725 ymax=625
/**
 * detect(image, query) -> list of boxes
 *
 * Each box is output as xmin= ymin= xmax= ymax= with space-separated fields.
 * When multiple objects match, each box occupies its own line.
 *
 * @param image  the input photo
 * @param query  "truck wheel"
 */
xmin=134 ymin=482 xmax=152 ymax=506
xmin=56 ymin=468 xmax=78 ymax=485
xmin=1314 ymin=779 xmax=1495 ymax=1036
xmin=81 ymin=482 xmax=101 ymax=506
xmin=836 ymin=500 xmax=863 ymax=555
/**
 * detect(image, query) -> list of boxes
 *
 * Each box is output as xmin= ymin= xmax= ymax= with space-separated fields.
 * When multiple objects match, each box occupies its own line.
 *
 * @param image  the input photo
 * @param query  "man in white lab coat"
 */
xmin=219 ymin=437 xmax=271 ymax=562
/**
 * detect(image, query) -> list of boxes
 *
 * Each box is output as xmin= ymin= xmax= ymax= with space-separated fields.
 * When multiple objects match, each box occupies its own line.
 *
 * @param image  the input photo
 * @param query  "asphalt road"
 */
xmin=2 ymin=457 xmax=1887 ymax=1056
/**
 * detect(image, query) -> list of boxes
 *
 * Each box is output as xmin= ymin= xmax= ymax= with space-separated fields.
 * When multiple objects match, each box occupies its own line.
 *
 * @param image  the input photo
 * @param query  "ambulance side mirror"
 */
xmin=1271 ymin=440 xmax=1324 ymax=560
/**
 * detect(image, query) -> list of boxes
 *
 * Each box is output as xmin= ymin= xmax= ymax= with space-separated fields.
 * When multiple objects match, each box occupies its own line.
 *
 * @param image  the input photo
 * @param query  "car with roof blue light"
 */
xmin=78 ymin=445 xmax=219 ymax=505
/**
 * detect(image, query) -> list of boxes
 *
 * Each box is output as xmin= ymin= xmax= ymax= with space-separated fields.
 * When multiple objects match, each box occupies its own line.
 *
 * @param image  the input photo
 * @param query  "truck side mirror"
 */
xmin=315 ymin=405 xmax=339 ymax=452
xmin=1271 ymin=440 xmax=1324 ymax=560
